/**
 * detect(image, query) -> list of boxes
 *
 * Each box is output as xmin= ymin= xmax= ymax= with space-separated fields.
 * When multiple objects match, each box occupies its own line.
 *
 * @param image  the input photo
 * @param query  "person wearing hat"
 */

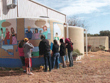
xmin=26 ymin=26 xmax=32 ymax=39
xmin=39 ymin=35 xmax=52 ymax=72
xmin=23 ymin=38 xmax=34 ymax=75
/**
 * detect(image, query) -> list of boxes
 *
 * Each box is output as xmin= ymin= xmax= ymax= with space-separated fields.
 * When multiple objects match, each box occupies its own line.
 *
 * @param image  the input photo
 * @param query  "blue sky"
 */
xmin=34 ymin=0 xmax=110 ymax=34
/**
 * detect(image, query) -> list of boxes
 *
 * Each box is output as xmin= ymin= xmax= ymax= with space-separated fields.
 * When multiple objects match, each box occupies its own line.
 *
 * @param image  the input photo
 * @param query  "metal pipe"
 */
xmin=85 ymin=30 xmax=88 ymax=56
xmin=0 ymin=0 xmax=2 ymax=20
xmin=67 ymin=23 xmax=69 ymax=38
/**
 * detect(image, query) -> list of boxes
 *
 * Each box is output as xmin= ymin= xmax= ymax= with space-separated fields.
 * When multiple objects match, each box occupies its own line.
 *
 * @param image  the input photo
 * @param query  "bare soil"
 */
xmin=0 ymin=51 xmax=110 ymax=83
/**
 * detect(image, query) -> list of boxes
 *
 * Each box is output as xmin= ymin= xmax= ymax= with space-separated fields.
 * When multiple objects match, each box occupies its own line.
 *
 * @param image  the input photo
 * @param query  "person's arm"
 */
xmin=27 ymin=43 xmax=34 ymax=49
xmin=52 ymin=45 xmax=54 ymax=52
xmin=39 ymin=41 xmax=43 ymax=55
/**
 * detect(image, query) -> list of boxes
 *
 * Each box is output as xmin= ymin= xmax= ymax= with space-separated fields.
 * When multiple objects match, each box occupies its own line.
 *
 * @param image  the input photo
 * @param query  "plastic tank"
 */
xmin=65 ymin=26 xmax=84 ymax=56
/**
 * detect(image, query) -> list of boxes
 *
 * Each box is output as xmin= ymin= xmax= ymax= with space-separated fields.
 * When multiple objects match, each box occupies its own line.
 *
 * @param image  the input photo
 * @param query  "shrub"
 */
xmin=72 ymin=49 xmax=83 ymax=57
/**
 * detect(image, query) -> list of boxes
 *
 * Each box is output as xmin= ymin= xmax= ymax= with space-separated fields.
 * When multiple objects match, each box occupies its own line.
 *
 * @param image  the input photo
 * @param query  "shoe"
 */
xmin=23 ymin=70 xmax=26 ymax=73
xmin=44 ymin=70 xmax=47 ymax=72
xmin=27 ymin=72 xmax=34 ymax=75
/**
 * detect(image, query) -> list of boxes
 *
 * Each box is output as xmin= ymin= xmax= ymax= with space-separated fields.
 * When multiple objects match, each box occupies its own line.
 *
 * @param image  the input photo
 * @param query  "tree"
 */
xmin=67 ymin=16 xmax=88 ymax=30
xmin=99 ymin=30 xmax=110 ymax=36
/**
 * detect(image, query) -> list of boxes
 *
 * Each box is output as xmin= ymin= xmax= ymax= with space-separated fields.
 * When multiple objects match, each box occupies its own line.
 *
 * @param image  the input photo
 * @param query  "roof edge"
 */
xmin=29 ymin=0 xmax=66 ymax=16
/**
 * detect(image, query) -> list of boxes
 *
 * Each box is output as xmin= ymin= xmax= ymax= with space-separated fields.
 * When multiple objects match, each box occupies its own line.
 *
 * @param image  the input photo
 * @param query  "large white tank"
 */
xmin=65 ymin=26 xmax=84 ymax=56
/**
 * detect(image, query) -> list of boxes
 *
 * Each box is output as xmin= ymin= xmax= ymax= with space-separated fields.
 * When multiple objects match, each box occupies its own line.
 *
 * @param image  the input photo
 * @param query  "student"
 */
xmin=18 ymin=40 xmax=26 ymax=73
xmin=52 ymin=40 xmax=60 ymax=69
xmin=65 ymin=38 xmax=73 ymax=67
xmin=23 ymin=38 xmax=34 ymax=75
xmin=60 ymin=39 xmax=67 ymax=68
xmin=39 ymin=35 xmax=52 ymax=72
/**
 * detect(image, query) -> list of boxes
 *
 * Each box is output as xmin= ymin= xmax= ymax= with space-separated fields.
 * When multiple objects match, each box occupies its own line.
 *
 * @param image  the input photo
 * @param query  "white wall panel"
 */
xmin=2 ymin=0 xmax=17 ymax=19
xmin=18 ymin=0 xmax=47 ymax=17
xmin=48 ymin=9 xmax=66 ymax=22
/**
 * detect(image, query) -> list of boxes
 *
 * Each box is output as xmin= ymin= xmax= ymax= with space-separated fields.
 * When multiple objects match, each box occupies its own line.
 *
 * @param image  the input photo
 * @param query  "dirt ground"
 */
xmin=0 ymin=51 xmax=110 ymax=83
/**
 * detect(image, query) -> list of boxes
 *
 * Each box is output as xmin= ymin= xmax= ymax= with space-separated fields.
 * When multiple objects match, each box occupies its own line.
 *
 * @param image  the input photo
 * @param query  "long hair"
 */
xmin=54 ymin=40 xmax=58 ymax=45
xmin=35 ymin=28 xmax=38 ymax=33
xmin=11 ymin=27 xmax=15 ymax=33
xmin=18 ymin=40 xmax=24 ymax=48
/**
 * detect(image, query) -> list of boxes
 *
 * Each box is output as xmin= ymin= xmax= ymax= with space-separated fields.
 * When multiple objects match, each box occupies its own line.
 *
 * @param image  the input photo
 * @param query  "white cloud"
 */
xmin=34 ymin=0 xmax=110 ymax=16
xmin=60 ymin=0 xmax=110 ymax=16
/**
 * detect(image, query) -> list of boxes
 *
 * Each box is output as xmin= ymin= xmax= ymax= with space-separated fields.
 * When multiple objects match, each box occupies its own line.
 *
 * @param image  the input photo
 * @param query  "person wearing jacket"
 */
xmin=60 ymin=39 xmax=67 ymax=68
xmin=52 ymin=40 xmax=60 ymax=69
xmin=23 ymin=38 xmax=34 ymax=75
xmin=18 ymin=40 xmax=26 ymax=73
xmin=39 ymin=35 xmax=52 ymax=72
xmin=65 ymin=38 xmax=73 ymax=67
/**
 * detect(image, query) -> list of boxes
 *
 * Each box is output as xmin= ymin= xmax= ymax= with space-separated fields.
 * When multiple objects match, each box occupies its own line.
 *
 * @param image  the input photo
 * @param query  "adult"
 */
xmin=18 ymin=40 xmax=26 ymax=73
xmin=26 ymin=26 xmax=32 ymax=39
xmin=60 ymin=39 xmax=67 ymax=68
xmin=10 ymin=27 xmax=17 ymax=44
xmin=5 ymin=28 xmax=10 ymax=45
xmin=65 ymin=38 xmax=73 ymax=67
xmin=42 ymin=26 xmax=48 ymax=39
xmin=34 ymin=28 xmax=39 ymax=39
xmin=23 ymin=38 xmax=34 ymax=75
xmin=39 ymin=35 xmax=52 ymax=72
xmin=52 ymin=40 xmax=60 ymax=69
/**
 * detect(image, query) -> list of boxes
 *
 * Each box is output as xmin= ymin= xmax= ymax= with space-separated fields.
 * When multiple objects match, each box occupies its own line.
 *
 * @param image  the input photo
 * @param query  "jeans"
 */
xmin=52 ymin=52 xmax=60 ymax=69
xmin=68 ymin=51 xmax=73 ymax=66
xmin=44 ymin=52 xmax=52 ymax=71
xmin=61 ymin=55 xmax=67 ymax=67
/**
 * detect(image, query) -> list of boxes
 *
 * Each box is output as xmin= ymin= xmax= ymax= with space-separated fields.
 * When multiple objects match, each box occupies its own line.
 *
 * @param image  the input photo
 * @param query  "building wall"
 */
xmin=84 ymin=36 xmax=109 ymax=50
xmin=1 ymin=0 xmax=66 ymax=22
xmin=0 ymin=18 xmax=64 ymax=67
xmin=2 ymin=0 xmax=17 ymax=19
xmin=18 ymin=0 xmax=47 ymax=18
xmin=0 ymin=0 xmax=2 ymax=20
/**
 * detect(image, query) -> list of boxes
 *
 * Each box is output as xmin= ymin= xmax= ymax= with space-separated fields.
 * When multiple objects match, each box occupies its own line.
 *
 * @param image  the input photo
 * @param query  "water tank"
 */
xmin=65 ymin=26 xmax=84 ymax=55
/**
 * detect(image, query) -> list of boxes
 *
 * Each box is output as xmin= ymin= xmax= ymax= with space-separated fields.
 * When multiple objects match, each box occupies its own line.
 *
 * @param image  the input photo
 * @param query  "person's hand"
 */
xmin=30 ymin=49 xmax=33 ymax=52
xmin=39 ymin=55 xmax=43 ymax=58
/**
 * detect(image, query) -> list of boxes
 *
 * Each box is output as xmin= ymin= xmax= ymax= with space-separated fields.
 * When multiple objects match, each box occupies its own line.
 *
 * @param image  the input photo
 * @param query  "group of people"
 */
xmin=18 ymin=34 xmax=73 ymax=75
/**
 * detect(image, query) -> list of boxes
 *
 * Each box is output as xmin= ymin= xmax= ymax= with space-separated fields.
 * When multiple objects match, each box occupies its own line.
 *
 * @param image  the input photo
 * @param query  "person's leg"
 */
xmin=44 ymin=56 xmax=48 ymax=72
xmin=26 ymin=67 xmax=29 ymax=74
xmin=56 ymin=53 xmax=60 ymax=69
xmin=68 ymin=51 xmax=71 ymax=66
xmin=52 ymin=53 xmax=56 ymax=69
xmin=70 ymin=52 xmax=73 ymax=66
xmin=61 ymin=56 xmax=64 ymax=67
xmin=7 ymin=39 xmax=10 ymax=45
xmin=48 ymin=52 xmax=52 ymax=71
xmin=64 ymin=55 xmax=67 ymax=67
xmin=20 ymin=56 xmax=26 ymax=72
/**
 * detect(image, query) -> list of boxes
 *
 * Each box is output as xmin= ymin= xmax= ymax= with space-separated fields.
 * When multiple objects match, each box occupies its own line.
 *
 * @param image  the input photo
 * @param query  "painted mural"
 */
xmin=24 ymin=18 xmax=51 ymax=56
xmin=24 ymin=18 xmax=51 ymax=40
xmin=53 ymin=22 xmax=64 ymax=44
xmin=0 ymin=18 xmax=64 ymax=67
xmin=0 ymin=19 xmax=17 ymax=57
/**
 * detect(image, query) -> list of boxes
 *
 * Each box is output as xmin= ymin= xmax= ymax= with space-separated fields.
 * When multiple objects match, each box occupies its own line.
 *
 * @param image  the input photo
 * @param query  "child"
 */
xmin=18 ymin=40 xmax=26 ymax=73
xmin=65 ymin=38 xmax=73 ymax=67
xmin=52 ymin=40 xmax=60 ymax=69
xmin=60 ymin=39 xmax=67 ymax=68
xmin=23 ymin=38 xmax=34 ymax=75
